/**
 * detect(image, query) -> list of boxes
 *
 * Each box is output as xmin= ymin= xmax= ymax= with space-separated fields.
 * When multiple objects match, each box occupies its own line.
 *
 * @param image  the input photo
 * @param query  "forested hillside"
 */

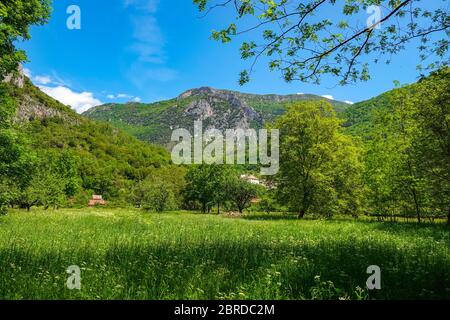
xmin=0 ymin=75 xmax=171 ymax=211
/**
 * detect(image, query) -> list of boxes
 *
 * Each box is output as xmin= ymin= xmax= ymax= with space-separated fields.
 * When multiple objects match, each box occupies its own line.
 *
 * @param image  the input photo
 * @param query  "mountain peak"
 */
xmin=178 ymin=87 xmax=219 ymax=99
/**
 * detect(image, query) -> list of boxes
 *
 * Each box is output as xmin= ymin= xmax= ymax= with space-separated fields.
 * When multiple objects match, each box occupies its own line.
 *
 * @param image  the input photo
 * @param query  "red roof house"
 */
xmin=88 ymin=195 xmax=107 ymax=207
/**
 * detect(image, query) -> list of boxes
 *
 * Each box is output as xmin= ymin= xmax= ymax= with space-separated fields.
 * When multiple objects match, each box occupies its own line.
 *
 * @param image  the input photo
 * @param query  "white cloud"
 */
xmin=34 ymin=75 xmax=52 ymax=85
xmin=124 ymin=0 xmax=178 ymax=87
xmin=297 ymin=92 xmax=304 ymax=95
xmin=117 ymin=93 xmax=132 ymax=98
xmin=23 ymin=68 xmax=32 ymax=78
xmin=38 ymin=86 xmax=102 ymax=113
xmin=130 ymin=15 xmax=165 ymax=64
xmin=127 ymin=65 xmax=178 ymax=86
xmin=25 ymin=68 xmax=101 ymax=113
xmin=106 ymin=93 xmax=141 ymax=101
xmin=25 ymin=70 xmax=68 ymax=87
xmin=344 ymin=100 xmax=354 ymax=105
xmin=22 ymin=68 xmax=57 ymax=86
xmin=125 ymin=0 xmax=165 ymax=64
xmin=124 ymin=0 xmax=159 ymax=13
xmin=48 ymin=73 xmax=69 ymax=87
xmin=321 ymin=95 xmax=334 ymax=100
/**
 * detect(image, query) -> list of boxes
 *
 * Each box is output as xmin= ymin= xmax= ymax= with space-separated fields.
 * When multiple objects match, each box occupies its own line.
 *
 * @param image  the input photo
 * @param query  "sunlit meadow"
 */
xmin=0 ymin=208 xmax=449 ymax=300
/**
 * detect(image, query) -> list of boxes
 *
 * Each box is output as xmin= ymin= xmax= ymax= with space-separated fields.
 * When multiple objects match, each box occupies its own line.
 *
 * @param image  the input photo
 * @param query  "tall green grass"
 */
xmin=0 ymin=208 xmax=449 ymax=299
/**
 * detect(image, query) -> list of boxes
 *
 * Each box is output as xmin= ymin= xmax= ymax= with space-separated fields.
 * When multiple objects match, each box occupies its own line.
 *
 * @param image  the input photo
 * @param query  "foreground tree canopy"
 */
xmin=195 ymin=0 xmax=450 ymax=85
xmin=0 ymin=0 xmax=51 ymax=79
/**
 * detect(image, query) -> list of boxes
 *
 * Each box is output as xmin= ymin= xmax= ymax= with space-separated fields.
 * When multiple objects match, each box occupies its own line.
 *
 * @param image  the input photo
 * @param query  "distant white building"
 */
xmin=240 ymin=174 xmax=260 ymax=185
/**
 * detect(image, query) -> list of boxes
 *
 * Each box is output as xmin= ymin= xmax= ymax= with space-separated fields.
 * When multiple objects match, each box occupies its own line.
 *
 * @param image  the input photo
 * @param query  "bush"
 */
xmin=0 ymin=206 xmax=7 ymax=215
xmin=257 ymin=196 xmax=276 ymax=214
xmin=69 ymin=189 xmax=93 ymax=208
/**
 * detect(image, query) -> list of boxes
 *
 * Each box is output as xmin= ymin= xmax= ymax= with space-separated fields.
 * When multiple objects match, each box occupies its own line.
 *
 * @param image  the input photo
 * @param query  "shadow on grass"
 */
xmin=368 ymin=220 xmax=450 ymax=243
xmin=241 ymin=213 xmax=322 ymax=221
xmin=2 ymin=235 xmax=450 ymax=300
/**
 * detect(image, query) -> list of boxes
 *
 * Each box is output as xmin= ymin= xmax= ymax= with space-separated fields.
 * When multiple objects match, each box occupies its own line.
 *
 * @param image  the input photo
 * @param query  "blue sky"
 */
xmin=19 ymin=0 xmax=441 ymax=113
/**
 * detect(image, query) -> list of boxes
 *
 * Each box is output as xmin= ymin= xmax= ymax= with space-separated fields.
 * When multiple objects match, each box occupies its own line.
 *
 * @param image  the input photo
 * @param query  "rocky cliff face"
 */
xmin=2 ymin=69 xmax=77 ymax=124
xmin=15 ymin=94 xmax=65 ymax=121
xmin=2 ymin=65 xmax=25 ymax=89
xmin=14 ymin=85 xmax=77 ymax=124
xmin=180 ymin=87 xmax=263 ymax=131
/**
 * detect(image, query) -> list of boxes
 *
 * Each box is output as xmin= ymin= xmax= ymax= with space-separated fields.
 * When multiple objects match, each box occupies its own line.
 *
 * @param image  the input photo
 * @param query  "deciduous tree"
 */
xmin=274 ymin=100 xmax=364 ymax=218
xmin=225 ymin=176 xmax=262 ymax=213
xmin=195 ymin=0 xmax=449 ymax=85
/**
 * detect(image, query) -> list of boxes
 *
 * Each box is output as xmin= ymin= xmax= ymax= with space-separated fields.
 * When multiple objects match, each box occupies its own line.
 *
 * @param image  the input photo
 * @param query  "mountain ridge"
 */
xmin=83 ymin=86 xmax=351 ymax=145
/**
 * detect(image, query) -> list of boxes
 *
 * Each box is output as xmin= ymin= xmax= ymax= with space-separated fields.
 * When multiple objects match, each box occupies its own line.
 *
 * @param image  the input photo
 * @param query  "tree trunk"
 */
xmin=298 ymin=210 xmax=306 ymax=219
xmin=411 ymin=188 xmax=421 ymax=223
xmin=217 ymin=203 xmax=220 ymax=215
xmin=447 ymin=206 xmax=450 ymax=226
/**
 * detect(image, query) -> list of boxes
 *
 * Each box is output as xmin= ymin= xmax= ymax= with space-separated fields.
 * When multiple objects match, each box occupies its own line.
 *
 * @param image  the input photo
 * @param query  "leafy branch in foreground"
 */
xmin=0 ymin=0 xmax=51 ymax=79
xmin=194 ymin=0 xmax=450 ymax=85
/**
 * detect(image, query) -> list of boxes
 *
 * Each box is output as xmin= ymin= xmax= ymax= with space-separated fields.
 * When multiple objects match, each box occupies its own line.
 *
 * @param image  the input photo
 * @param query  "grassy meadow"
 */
xmin=0 ymin=208 xmax=449 ymax=300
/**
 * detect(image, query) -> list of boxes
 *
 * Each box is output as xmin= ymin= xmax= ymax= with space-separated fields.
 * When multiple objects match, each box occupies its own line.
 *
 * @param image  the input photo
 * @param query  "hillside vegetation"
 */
xmin=1 ymin=78 xmax=170 ymax=207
